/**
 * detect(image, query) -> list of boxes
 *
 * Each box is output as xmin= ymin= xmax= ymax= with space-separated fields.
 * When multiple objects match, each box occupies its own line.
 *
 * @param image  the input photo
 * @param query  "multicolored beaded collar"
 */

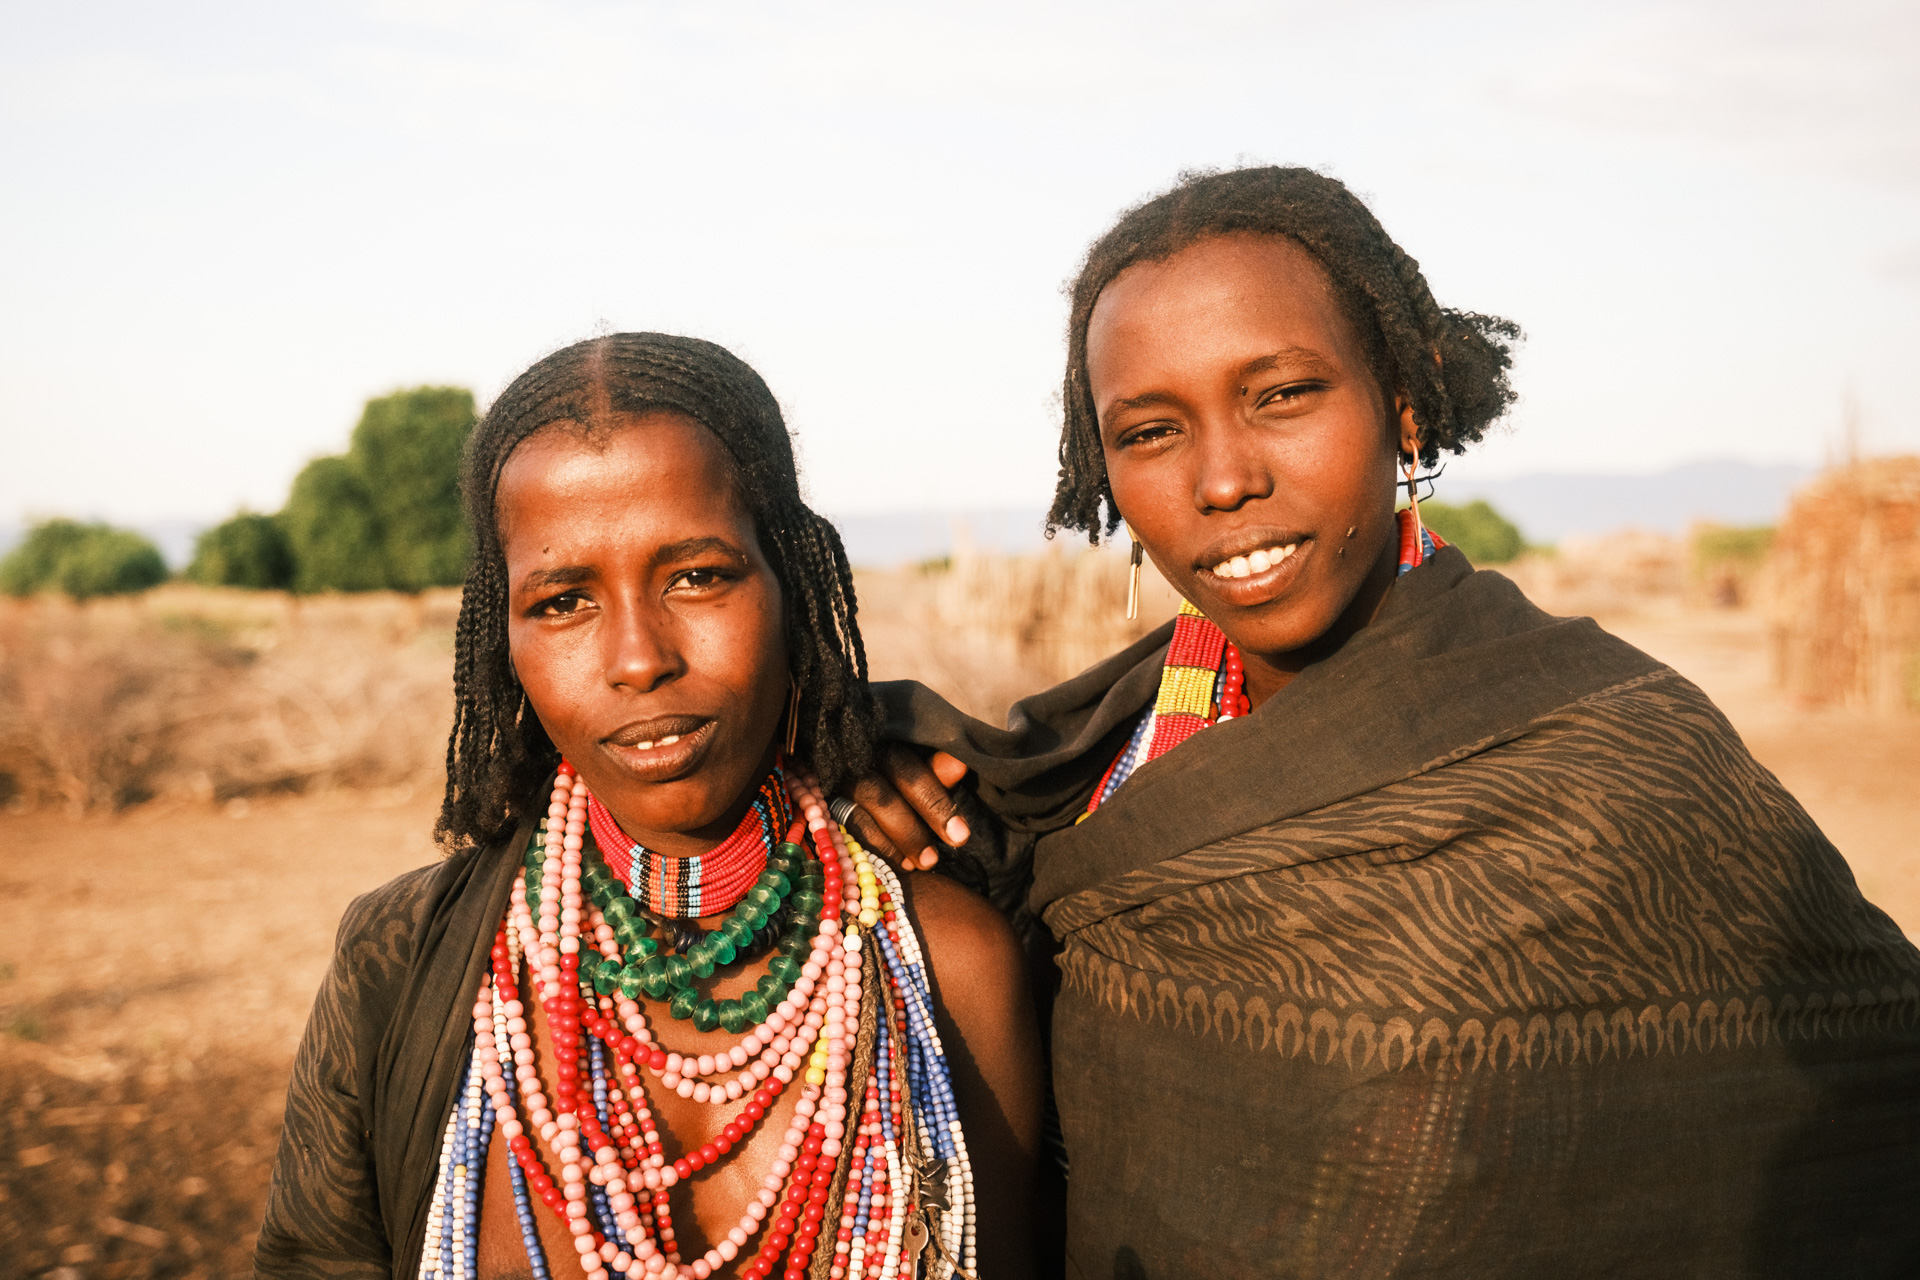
xmin=1085 ymin=507 xmax=1445 ymax=816
xmin=586 ymin=771 xmax=792 ymax=919
xmin=421 ymin=762 xmax=978 ymax=1280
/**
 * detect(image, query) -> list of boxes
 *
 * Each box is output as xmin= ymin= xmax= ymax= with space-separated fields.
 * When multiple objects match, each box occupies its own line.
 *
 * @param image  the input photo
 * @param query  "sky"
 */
xmin=2 ymin=0 xmax=1916 ymax=528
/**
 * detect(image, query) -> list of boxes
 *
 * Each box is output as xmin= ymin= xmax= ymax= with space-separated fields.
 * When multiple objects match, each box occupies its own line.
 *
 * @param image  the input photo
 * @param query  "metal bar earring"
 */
xmin=784 ymin=678 xmax=801 ymax=758
xmin=1125 ymin=526 xmax=1144 ymax=621
xmin=1403 ymin=449 xmax=1426 ymax=543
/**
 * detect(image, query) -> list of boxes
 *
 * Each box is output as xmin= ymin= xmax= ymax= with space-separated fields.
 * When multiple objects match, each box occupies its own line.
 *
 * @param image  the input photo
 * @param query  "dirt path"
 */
xmin=0 ymin=789 xmax=439 ymax=1279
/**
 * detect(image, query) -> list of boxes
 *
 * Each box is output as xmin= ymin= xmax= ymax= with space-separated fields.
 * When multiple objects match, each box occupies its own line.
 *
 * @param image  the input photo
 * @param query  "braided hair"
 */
xmin=1050 ymin=166 xmax=1522 ymax=541
xmin=438 ymin=333 xmax=879 ymax=851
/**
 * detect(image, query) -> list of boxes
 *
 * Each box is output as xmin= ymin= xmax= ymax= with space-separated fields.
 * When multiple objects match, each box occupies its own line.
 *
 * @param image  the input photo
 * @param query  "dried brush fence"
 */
xmin=0 ymin=585 xmax=457 ymax=812
xmin=1768 ymin=456 xmax=1920 ymax=712
xmin=930 ymin=537 xmax=1186 ymax=687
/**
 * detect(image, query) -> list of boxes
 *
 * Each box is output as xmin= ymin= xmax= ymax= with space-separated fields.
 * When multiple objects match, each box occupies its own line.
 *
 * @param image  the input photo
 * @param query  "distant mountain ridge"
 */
xmin=0 ymin=459 xmax=1823 ymax=574
xmin=1439 ymin=460 xmax=1813 ymax=546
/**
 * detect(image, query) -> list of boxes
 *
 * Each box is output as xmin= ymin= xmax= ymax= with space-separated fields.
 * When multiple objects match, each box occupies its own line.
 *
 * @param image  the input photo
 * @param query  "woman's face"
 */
xmin=498 ymin=411 xmax=789 ymax=857
xmin=1087 ymin=231 xmax=1417 ymax=699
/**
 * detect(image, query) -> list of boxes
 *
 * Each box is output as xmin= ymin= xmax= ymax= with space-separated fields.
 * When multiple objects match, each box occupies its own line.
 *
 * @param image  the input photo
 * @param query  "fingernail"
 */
xmin=919 ymin=847 xmax=940 ymax=869
xmin=945 ymin=816 xmax=970 ymax=845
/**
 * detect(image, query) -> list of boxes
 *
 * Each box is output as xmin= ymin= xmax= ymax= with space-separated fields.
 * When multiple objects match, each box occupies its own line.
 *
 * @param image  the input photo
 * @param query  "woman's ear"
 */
xmin=1393 ymin=393 xmax=1421 ymax=459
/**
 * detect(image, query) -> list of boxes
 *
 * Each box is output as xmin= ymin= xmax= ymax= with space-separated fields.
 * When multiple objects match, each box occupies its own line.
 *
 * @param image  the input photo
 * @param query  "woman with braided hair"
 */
xmin=851 ymin=167 xmax=1920 ymax=1276
xmin=255 ymin=333 xmax=1046 ymax=1280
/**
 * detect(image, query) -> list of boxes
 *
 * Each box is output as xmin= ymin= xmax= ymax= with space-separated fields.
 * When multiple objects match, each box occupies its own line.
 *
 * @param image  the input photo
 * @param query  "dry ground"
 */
xmin=2 ymin=596 xmax=1915 ymax=1279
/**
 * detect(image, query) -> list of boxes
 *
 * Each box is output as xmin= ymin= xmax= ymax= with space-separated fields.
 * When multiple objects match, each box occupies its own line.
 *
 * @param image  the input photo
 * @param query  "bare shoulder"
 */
xmin=896 ymin=870 xmax=1026 ymax=995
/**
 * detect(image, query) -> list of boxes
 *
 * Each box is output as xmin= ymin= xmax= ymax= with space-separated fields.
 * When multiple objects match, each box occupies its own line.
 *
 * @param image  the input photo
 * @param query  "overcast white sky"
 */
xmin=2 ymin=0 xmax=1916 ymax=525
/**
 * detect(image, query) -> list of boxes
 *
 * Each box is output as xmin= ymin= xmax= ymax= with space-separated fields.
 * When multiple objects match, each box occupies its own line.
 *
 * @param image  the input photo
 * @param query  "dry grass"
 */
xmin=0 ymin=585 xmax=457 ymax=813
xmin=857 ymin=541 xmax=1186 ymax=727
xmin=1766 ymin=456 xmax=1920 ymax=711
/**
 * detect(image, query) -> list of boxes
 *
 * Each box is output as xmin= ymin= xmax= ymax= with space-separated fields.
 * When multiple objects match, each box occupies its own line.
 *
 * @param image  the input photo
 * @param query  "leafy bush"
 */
xmin=280 ymin=386 xmax=476 ymax=592
xmin=1418 ymin=500 xmax=1525 ymax=565
xmin=351 ymin=386 xmax=474 ymax=590
xmin=282 ymin=456 xmax=389 ymax=593
xmin=1691 ymin=523 xmax=1774 ymax=572
xmin=0 ymin=519 xmax=168 ymax=598
xmin=186 ymin=513 xmax=296 ymax=589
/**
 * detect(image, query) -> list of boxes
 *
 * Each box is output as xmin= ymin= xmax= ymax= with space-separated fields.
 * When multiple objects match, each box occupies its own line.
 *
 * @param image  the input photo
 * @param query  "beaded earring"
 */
xmin=1125 ymin=524 xmax=1144 ymax=621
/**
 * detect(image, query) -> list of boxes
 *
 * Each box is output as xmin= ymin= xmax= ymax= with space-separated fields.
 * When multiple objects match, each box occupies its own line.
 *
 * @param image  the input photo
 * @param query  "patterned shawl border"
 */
xmin=1058 ymin=945 xmax=1920 ymax=1074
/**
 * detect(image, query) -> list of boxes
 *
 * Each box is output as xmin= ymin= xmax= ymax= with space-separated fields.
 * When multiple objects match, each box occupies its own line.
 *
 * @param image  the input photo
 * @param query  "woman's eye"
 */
xmin=535 ymin=591 xmax=588 ymax=617
xmin=669 ymin=567 xmax=732 ymax=592
xmin=1119 ymin=421 xmax=1179 ymax=449
xmin=1256 ymin=381 xmax=1325 ymax=410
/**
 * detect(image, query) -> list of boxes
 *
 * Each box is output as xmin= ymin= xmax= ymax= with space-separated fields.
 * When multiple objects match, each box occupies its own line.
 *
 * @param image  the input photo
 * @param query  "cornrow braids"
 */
xmin=1050 ymin=166 xmax=1523 ymax=541
xmin=437 ymin=333 xmax=880 ymax=852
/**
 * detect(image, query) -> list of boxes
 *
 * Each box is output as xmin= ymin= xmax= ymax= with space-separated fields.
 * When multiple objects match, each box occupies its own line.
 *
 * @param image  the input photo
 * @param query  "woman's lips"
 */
xmin=1194 ymin=537 xmax=1312 ymax=608
xmin=599 ymin=717 xmax=717 ymax=780
xmin=1208 ymin=540 xmax=1299 ymax=580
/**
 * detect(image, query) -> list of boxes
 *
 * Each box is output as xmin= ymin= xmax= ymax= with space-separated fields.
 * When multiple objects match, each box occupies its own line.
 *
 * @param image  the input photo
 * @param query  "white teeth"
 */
xmin=629 ymin=734 xmax=681 ymax=751
xmin=1212 ymin=542 xmax=1298 ymax=579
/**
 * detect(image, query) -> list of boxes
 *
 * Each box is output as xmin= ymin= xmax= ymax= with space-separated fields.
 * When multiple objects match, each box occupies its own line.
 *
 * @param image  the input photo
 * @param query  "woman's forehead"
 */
xmin=496 ymin=412 xmax=749 ymax=548
xmin=1086 ymin=234 xmax=1359 ymax=386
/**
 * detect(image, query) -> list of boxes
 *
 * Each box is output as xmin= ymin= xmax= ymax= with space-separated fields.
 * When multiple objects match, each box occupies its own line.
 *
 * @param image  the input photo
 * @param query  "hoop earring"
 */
xmin=783 ymin=678 xmax=801 ymax=758
xmin=1125 ymin=525 xmax=1144 ymax=621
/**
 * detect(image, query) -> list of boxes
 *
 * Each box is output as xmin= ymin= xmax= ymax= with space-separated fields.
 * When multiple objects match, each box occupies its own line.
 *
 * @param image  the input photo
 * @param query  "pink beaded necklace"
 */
xmin=421 ymin=761 xmax=976 ymax=1280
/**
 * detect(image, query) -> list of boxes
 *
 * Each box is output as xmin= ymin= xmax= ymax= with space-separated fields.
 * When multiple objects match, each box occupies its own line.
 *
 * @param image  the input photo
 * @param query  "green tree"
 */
xmin=185 ymin=512 xmax=296 ymax=589
xmin=278 ymin=386 xmax=476 ymax=592
xmin=1418 ymin=499 xmax=1525 ymax=564
xmin=0 ymin=518 xmax=168 ymax=598
xmin=350 ymin=386 xmax=475 ymax=590
xmin=282 ymin=455 xmax=388 ymax=593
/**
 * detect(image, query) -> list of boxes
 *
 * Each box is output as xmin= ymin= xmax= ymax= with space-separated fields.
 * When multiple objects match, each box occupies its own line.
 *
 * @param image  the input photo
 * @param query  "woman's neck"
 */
xmin=594 ymin=743 xmax=783 ymax=861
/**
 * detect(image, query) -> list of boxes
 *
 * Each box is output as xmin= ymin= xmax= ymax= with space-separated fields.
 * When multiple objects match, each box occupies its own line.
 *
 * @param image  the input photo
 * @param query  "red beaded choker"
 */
xmin=583 ymin=768 xmax=792 ymax=919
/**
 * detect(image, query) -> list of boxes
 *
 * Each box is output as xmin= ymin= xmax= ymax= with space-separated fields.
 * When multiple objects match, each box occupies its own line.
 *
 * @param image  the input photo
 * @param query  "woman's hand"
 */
xmin=837 ymin=744 xmax=972 ymax=871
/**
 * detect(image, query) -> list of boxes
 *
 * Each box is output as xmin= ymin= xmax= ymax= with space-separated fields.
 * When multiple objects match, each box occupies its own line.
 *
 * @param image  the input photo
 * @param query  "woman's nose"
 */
xmin=604 ymin=607 xmax=684 ymax=692
xmin=1192 ymin=417 xmax=1275 ymax=513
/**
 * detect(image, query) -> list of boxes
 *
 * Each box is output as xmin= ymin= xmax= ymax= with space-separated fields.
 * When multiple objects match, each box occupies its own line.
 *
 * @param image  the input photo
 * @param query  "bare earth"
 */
xmin=2 ymin=606 xmax=1915 ymax=1279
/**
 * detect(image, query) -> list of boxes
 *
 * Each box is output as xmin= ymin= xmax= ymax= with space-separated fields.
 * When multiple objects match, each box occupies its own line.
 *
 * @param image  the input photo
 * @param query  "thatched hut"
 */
xmin=1767 ymin=456 xmax=1920 ymax=711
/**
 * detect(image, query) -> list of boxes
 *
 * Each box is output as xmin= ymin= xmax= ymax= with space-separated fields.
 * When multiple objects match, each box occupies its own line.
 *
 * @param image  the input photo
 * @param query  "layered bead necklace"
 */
xmin=419 ymin=761 xmax=976 ymax=1280
xmin=1086 ymin=507 xmax=1444 ymax=815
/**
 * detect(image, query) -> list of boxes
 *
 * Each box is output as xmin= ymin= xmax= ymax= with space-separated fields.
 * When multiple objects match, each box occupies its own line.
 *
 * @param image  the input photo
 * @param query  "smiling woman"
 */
xmin=254 ymin=334 xmax=1044 ymax=1280
xmin=859 ymin=168 xmax=1920 ymax=1278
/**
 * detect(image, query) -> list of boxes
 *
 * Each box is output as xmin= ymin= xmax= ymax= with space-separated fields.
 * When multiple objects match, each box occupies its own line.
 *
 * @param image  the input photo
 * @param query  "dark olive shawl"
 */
xmin=254 ymin=815 xmax=527 ymax=1280
xmin=878 ymin=548 xmax=1920 ymax=1279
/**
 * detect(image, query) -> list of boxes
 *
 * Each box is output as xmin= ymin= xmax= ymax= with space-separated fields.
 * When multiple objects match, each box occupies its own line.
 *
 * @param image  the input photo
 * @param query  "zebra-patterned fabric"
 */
xmin=1048 ymin=669 xmax=1920 ymax=1278
xmin=256 ymin=820 xmax=529 ymax=1280
xmin=877 ymin=547 xmax=1920 ymax=1279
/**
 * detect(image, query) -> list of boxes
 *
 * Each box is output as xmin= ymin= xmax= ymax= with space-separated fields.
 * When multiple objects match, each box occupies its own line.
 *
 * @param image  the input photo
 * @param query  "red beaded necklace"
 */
xmin=586 ymin=771 xmax=791 ymax=919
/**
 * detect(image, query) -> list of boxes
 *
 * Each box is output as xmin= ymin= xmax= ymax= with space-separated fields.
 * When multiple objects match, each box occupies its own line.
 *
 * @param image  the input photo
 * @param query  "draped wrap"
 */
xmin=877 ymin=547 xmax=1920 ymax=1279
xmin=255 ymin=814 xmax=528 ymax=1280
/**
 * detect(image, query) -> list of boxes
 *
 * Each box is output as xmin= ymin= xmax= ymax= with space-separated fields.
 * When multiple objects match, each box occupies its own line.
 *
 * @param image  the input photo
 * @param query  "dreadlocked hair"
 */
xmin=1050 ymin=166 xmax=1523 ymax=541
xmin=437 ymin=332 xmax=880 ymax=852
